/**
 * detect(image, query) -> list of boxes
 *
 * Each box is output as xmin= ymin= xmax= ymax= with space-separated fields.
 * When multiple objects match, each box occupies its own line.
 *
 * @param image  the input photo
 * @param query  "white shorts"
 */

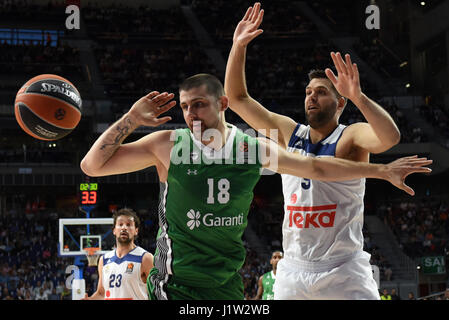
xmin=274 ymin=251 xmax=380 ymax=300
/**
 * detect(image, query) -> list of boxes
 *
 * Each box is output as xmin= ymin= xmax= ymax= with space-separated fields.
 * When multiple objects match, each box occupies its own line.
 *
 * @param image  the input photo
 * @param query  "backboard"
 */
xmin=58 ymin=218 xmax=114 ymax=256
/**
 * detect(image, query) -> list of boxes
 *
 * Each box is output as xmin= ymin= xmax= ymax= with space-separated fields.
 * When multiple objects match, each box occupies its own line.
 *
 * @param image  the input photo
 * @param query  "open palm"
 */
xmin=129 ymin=91 xmax=176 ymax=127
xmin=325 ymin=52 xmax=362 ymax=101
xmin=233 ymin=2 xmax=264 ymax=46
xmin=386 ymin=155 xmax=432 ymax=196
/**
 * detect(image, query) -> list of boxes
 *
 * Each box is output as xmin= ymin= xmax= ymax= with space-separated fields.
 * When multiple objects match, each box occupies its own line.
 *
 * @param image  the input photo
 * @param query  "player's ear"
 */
xmin=219 ymin=96 xmax=229 ymax=112
xmin=337 ymin=96 xmax=347 ymax=110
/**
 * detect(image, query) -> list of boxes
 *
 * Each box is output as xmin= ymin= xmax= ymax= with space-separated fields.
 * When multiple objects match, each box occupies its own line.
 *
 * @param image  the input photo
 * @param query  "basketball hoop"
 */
xmin=84 ymin=247 xmax=100 ymax=267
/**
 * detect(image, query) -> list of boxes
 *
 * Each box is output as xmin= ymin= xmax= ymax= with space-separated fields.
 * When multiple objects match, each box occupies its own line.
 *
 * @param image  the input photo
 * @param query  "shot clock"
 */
xmin=79 ymin=182 xmax=98 ymax=205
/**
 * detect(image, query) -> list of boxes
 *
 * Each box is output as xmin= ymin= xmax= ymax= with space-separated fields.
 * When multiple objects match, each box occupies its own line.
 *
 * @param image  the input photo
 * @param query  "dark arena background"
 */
xmin=0 ymin=0 xmax=448 ymax=306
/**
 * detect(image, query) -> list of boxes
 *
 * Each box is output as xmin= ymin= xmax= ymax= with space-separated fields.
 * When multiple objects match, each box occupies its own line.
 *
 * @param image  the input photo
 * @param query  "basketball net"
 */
xmin=84 ymin=247 xmax=100 ymax=267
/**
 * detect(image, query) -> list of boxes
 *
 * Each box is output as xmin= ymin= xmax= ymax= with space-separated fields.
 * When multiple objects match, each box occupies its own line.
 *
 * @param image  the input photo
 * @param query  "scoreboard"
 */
xmin=79 ymin=182 xmax=98 ymax=205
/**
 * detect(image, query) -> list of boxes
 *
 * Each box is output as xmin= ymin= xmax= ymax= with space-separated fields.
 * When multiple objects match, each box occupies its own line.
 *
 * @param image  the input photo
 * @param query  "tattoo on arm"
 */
xmin=99 ymin=117 xmax=133 ymax=157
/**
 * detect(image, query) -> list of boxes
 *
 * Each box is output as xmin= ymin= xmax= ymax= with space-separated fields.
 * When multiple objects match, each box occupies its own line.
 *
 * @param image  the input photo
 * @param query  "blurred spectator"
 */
xmin=380 ymin=288 xmax=392 ymax=300
xmin=32 ymin=281 xmax=42 ymax=298
xmin=55 ymin=281 xmax=65 ymax=297
xmin=1 ymin=286 xmax=13 ymax=300
xmin=390 ymin=288 xmax=401 ymax=300
xmin=383 ymin=264 xmax=393 ymax=281
xmin=60 ymin=286 xmax=71 ymax=300
xmin=48 ymin=288 xmax=60 ymax=300
xmin=35 ymin=287 xmax=48 ymax=300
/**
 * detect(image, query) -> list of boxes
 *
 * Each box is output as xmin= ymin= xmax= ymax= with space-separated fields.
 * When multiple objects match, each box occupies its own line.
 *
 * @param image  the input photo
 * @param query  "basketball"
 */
xmin=14 ymin=74 xmax=82 ymax=141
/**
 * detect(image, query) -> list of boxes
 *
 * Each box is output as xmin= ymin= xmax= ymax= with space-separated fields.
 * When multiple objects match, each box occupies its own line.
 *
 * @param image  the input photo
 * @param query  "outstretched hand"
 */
xmin=325 ymin=52 xmax=362 ymax=102
xmin=128 ymin=91 xmax=177 ymax=127
xmin=385 ymin=155 xmax=432 ymax=196
xmin=233 ymin=2 xmax=264 ymax=47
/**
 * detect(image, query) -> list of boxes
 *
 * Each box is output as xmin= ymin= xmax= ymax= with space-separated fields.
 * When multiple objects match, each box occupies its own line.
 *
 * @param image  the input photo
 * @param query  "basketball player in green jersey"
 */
xmin=255 ymin=251 xmax=283 ymax=300
xmin=80 ymin=74 xmax=431 ymax=300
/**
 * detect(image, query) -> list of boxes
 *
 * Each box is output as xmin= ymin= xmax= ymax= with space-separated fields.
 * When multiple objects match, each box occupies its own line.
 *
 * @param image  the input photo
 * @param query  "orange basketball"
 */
xmin=14 ymin=74 xmax=82 ymax=141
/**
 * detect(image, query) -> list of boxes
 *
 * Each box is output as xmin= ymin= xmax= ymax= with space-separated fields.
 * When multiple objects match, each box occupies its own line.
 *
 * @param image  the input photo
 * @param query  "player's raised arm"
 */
xmin=325 ymin=52 xmax=401 ymax=153
xmin=80 ymin=91 xmax=176 ymax=177
xmin=258 ymin=138 xmax=432 ymax=196
xmin=225 ymin=2 xmax=297 ymax=148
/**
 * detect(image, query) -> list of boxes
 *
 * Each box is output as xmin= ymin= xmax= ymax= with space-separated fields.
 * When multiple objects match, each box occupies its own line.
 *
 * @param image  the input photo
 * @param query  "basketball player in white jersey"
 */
xmin=225 ymin=3 xmax=425 ymax=299
xmin=83 ymin=208 xmax=153 ymax=300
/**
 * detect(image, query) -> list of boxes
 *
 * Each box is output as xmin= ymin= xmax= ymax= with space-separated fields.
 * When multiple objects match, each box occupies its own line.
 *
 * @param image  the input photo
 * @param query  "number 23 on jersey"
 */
xmin=109 ymin=274 xmax=122 ymax=288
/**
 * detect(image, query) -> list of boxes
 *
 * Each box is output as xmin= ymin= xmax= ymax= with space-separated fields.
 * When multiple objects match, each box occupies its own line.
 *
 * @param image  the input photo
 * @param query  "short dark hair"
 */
xmin=308 ymin=69 xmax=344 ymax=101
xmin=112 ymin=208 xmax=140 ymax=229
xmin=179 ymin=73 xmax=225 ymax=100
xmin=271 ymin=251 xmax=283 ymax=257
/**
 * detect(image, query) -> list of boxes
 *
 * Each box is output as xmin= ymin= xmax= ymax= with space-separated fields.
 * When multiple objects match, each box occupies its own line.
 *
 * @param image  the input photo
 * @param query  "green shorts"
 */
xmin=147 ymin=267 xmax=244 ymax=300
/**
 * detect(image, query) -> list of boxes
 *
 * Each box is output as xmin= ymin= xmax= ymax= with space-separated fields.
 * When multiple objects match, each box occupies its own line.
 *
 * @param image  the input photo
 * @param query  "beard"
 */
xmin=305 ymin=104 xmax=337 ymax=129
xmin=116 ymin=234 xmax=133 ymax=245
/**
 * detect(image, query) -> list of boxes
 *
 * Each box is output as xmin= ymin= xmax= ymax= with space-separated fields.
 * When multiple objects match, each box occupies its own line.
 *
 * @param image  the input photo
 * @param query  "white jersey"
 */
xmin=102 ymin=246 xmax=149 ymax=300
xmin=281 ymin=123 xmax=366 ymax=263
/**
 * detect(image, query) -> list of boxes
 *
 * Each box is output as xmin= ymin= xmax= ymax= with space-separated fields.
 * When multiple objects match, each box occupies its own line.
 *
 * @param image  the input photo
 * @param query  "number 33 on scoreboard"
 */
xmin=80 ymin=190 xmax=97 ymax=205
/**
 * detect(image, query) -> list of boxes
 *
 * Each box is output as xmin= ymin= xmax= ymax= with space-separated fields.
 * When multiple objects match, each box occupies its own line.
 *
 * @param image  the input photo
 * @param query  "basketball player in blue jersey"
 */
xmin=225 ymin=3 xmax=429 ymax=299
xmin=83 ymin=208 xmax=153 ymax=300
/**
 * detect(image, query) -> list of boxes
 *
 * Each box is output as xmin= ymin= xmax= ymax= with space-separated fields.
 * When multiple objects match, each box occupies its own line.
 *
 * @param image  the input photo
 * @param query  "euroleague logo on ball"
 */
xmin=55 ymin=108 xmax=66 ymax=120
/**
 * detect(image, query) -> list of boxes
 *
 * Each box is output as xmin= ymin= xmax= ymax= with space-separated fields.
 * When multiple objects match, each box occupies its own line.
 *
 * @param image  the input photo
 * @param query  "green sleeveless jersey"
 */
xmin=154 ymin=125 xmax=262 ymax=289
xmin=262 ymin=271 xmax=276 ymax=300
